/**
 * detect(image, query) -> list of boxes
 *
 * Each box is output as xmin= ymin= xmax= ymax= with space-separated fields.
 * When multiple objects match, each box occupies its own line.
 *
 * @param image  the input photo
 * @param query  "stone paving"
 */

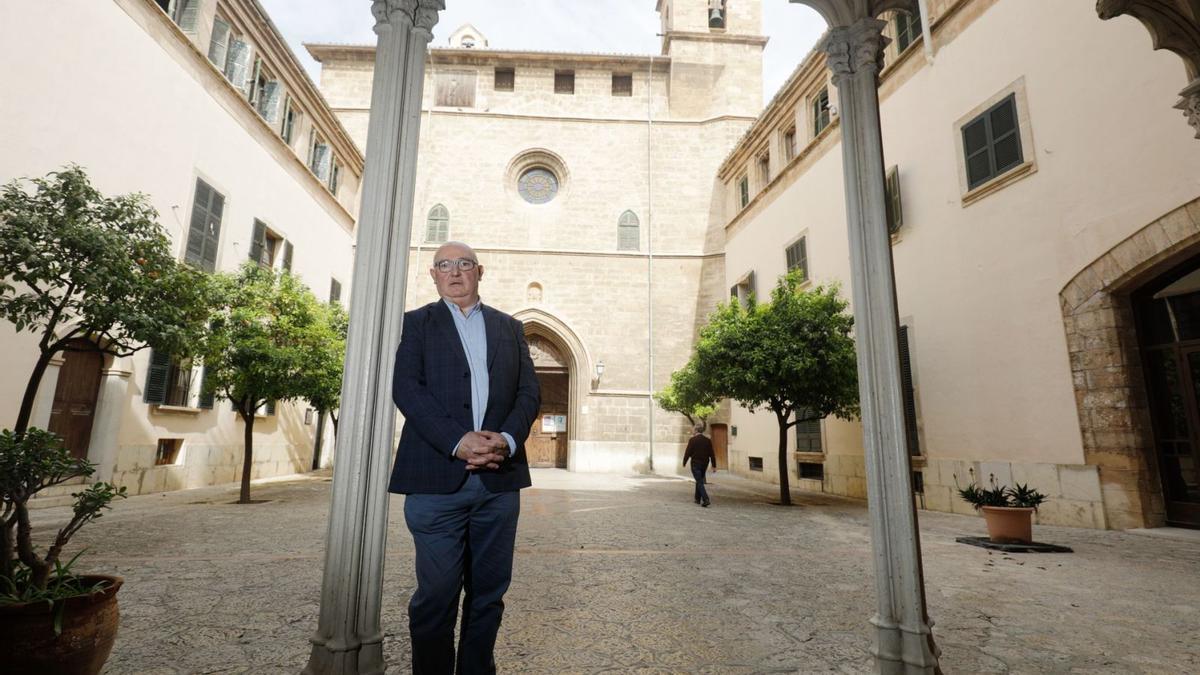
xmin=27 ymin=469 xmax=1200 ymax=674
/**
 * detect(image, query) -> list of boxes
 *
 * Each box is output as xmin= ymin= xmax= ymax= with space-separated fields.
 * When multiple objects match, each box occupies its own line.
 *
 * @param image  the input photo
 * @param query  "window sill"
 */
xmin=961 ymin=161 xmax=1036 ymax=207
xmin=151 ymin=404 xmax=203 ymax=416
xmin=793 ymin=451 xmax=825 ymax=461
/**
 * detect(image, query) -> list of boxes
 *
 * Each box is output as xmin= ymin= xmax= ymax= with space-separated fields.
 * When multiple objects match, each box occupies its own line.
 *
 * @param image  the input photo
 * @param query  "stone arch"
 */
xmin=1059 ymin=197 xmax=1200 ymax=529
xmin=510 ymin=308 xmax=593 ymax=454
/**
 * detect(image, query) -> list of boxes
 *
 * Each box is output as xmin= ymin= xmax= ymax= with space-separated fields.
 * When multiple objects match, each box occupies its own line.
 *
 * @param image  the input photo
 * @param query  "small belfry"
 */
xmin=447 ymin=23 xmax=486 ymax=49
xmin=656 ymin=0 xmax=766 ymax=118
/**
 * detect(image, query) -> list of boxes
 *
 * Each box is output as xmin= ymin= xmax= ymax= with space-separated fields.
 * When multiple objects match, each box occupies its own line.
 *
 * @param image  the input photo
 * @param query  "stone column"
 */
xmin=303 ymin=2 xmax=442 ymax=674
xmin=88 ymin=364 xmax=133 ymax=483
xmin=819 ymin=18 xmax=940 ymax=674
xmin=28 ymin=356 xmax=64 ymax=430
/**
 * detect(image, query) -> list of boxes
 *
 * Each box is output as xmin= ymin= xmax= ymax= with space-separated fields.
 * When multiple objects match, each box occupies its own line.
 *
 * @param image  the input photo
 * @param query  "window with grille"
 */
xmin=785 ymin=237 xmax=808 ymax=282
xmin=184 ymin=179 xmax=224 ymax=273
xmin=555 ymin=70 xmax=575 ymax=95
xmin=798 ymin=462 xmax=825 ymax=480
xmin=962 ymin=94 xmax=1023 ymax=190
xmin=812 ymin=88 xmax=832 ymax=136
xmin=895 ymin=11 xmax=922 ymax=53
xmin=494 ymin=67 xmax=515 ymax=92
xmin=738 ymin=175 xmax=749 ymax=209
xmin=749 ymin=457 xmax=764 ymax=471
xmin=426 ymin=205 xmax=449 ymax=243
xmin=612 ymin=73 xmax=633 ymax=97
xmin=618 ymin=211 xmax=639 ymax=251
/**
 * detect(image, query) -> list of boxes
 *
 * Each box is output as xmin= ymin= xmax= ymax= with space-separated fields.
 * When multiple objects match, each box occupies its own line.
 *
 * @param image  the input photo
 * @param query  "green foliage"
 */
xmin=0 ymin=166 xmax=214 ymax=434
xmin=955 ymin=474 xmax=1048 ymax=511
xmin=693 ymin=270 xmax=859 ymax=424
xmin=654 ymin=361 xmax=717 ymax=425
xmin=199 ymin=263 xmax=339 ymax=501
xmin=0 ymin=428 xmax=126 ymax=608
xmin=686 ymin=270 xmax=859 ymax=504
xmin=302 ymin=301 xmax=348 ymax=418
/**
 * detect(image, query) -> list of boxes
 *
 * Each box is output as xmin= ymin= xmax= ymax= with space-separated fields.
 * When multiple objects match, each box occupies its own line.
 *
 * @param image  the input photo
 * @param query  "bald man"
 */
xmin=389 ymin=242 xmax=541 ymax=674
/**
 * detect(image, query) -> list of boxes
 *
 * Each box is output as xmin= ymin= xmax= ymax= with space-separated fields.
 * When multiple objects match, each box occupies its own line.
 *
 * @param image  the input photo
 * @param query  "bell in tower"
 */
xmin=709 ymin=0 xmax=726 ymax=29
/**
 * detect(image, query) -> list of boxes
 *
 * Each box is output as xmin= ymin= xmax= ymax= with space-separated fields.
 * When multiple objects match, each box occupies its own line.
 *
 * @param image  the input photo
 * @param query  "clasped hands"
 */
xmin=455 ymin=431 xmax=508 ymax=471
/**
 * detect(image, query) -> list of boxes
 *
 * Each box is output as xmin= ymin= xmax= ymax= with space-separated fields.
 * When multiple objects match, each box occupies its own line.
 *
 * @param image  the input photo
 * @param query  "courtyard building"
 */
xmin=0 ymin=0 xmax=363 ymax=498
xmin=305 ymin=0 xmax=767 ymax=474
xmin=720 ymin=0 xmax=1200 ymax=529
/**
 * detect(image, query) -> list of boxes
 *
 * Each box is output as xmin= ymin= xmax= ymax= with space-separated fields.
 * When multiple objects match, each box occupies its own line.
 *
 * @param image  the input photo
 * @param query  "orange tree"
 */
xmin=692 ymin=270 xmax=859 ymax=505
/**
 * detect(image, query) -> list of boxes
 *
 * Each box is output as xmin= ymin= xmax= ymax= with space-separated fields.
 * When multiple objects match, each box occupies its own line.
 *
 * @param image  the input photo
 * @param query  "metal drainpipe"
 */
xmin=646 ymin=53 xmax=656 ymax=474
xmin=917 ymin=0 xmax=936 ymax=64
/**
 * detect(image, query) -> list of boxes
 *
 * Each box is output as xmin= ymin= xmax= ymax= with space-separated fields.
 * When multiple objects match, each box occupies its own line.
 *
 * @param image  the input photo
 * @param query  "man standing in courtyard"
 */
xmin=683 ymin=423 xmax=717 ymax=506
xmin=390 ymin=241 xmax=541 ymax=674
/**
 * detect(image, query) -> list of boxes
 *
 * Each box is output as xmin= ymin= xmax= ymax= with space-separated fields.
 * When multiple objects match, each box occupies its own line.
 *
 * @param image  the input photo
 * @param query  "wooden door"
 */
xmin=528 ymin=370 xmax=569 ymax=469
xmin=47 ymin=342 xmax=103 ymax=460
xmin=710 ymin=423 xmax=729 ymax=469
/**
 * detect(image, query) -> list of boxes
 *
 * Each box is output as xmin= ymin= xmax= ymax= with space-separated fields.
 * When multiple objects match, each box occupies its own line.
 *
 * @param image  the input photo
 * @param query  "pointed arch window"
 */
xmin=618 ymin=211 xmax=640 ymax=251
xmin=425 ymin=204 xmax=449 ymax=243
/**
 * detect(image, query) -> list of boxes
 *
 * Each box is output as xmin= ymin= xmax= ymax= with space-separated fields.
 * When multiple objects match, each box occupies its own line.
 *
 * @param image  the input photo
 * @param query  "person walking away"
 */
xmin=683 ymin=423 xmax=717 ymax=507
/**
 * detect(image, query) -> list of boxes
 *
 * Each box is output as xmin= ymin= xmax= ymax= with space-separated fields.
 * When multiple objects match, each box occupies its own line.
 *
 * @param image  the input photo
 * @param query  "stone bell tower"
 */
xmin=656 ymin=0 xmax=766 ymax=119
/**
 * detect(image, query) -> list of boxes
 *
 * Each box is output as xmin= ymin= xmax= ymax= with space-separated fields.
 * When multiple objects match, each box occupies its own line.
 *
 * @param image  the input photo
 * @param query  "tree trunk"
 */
xmin=777 ymin=412 xmax=791 ymax=506
xmin=239 ymin=407 xmax=255 ymax=504
xmin=14 ymin=349 xmax=56 ymax=437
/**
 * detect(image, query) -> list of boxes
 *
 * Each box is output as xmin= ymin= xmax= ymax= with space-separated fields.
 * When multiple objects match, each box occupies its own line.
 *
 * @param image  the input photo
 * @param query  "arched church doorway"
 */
xmin=526 ymin=333 xmax=569 ymax=468
xmin=1134 ymin=254 xmax=1200 ymax=528
xmin=47 ymin=339 xmax=104 ymax=460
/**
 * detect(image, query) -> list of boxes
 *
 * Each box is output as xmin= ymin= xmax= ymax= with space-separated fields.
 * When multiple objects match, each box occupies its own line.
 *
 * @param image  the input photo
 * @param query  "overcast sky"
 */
xmin=258 ymin=0 xmax=827 ymax=105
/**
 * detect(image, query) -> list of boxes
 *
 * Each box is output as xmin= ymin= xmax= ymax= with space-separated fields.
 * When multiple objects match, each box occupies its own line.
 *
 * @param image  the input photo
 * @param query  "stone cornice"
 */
xmin=306 ymin=43 xmax=674 ymax=71
xmin=660 ymin=30 xmax=770 ymax=50
xmin=332 ymin=106 xmax=756 ymax=128
xmin=409 ymin=244 xmax=725 ymax=261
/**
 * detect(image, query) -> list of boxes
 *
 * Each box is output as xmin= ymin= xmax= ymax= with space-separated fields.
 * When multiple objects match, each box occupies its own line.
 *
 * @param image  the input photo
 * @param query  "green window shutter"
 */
xmin=795 ymin=409 xmax=823 ymax=453
xmin=282 ymin=241 xmax=294 ymax=272
xmin=185 ymin=180 xmax=211 ymax=267
xmin=202 ymin=190 xmax=224 ymax=273
xmin=144 ymin=350 xmax=172 ymax=404
xmin=208 ymin=18 xmax=231 ymax=67
xmin=330 ymin=278 xmax=342 ymax=304
xmin=885 ymin=165 xmax=903 ymax=233
xmin=249 ymin=220 xmax=266 ymax=264
xmin=198 ymin=367 xmax=215 ymax=409
xmin=265 ymin=400 xmax=277 ymax=416
xmin=175 ymin=0 xmax=200 ymax=36
xmin=897 ymin=325 xmax=921 ymax=457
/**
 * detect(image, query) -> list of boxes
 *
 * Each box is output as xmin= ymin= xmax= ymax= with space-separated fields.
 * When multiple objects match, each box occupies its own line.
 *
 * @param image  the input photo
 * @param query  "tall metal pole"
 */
xmin=304 ymin=2 xmax=443 ymax=673
xmin=646 ymin=54 xmax=656 ymax=474
xmin=818 ymin=16 xmax=940 ymax=674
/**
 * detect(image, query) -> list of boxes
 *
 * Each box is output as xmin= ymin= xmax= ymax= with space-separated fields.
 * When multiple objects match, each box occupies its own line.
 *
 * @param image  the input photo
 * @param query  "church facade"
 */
xmin=308 ymin=0 xmax=765 ymax=473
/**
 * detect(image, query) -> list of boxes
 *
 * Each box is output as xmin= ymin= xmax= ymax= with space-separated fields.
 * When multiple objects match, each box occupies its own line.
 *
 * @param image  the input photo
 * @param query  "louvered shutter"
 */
xmin=989 ymin=96 xmax=1022 ymax=173
xmin=794 ymin=409 xmax=822 ymax=453
xmin=885 ymin=165 xmax=903 ymax=233
xmin=330 ymin=279 xmax=342 ymax=303
xmin=249 ymin=220 xmax=266 ymax=264
xmin=208 ymin=18 xmax=231 ymax=68
xmin=198 ymin=367 xmax=215 ymax=409
xmin=282 ymin=241 xmax=294 ymax=271
xmin=201 ymin=190 xmax=224 ymax=273
xmin=185 ymin=180 xmax=211 ymax=267
xmin=265 ymin=400 xmax=277 ymax=416
xmin=175 ymin=0 xmax=200 ymax=36
xmin=897 ymin=325 xmax=921 ymax=457
xmin=962 ymin=116 xmax=991 ymax=188
xmin=225 ymin=39 xmax=251 ymax=90
xmin=747 ymin=270 xmax=756 ymax=299
xmin=144 ymin=350 xmax=173 ymax=404
xmin=260 ymin=81 xmax=283 ymax=123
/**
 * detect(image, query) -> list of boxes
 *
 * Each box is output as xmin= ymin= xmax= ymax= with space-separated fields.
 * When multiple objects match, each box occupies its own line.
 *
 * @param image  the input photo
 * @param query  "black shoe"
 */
xmin=701 ymin=500 xmax=710 ymax=507
xmin=694 ymin=499 xmax=701 ymax=504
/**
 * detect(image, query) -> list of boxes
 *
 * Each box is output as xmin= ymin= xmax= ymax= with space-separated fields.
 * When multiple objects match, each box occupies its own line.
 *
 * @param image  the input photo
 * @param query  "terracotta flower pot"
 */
xmin=0 ymin=574 xmax=123 ymax=675
xmin=980 ymin=506 xmax=1035 ymax=544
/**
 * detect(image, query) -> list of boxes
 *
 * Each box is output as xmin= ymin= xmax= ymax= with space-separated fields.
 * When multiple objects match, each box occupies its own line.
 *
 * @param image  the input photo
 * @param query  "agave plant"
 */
xmin=955 ymin=473 xmax=1048 ymax=511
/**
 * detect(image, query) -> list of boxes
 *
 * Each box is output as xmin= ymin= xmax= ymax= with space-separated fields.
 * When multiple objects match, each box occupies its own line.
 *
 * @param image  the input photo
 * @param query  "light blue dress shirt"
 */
xmin=444 ymin=298 xmax=516 ymax=457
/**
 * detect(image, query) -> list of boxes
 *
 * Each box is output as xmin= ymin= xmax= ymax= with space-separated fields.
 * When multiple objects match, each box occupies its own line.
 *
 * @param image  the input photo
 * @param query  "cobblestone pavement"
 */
xmin=28 ymin=469 xmax=1200 ymax=674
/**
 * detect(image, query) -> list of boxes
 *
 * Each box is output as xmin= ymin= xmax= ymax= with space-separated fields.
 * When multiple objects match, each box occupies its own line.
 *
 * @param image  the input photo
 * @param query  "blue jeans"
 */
xmin=692 ymin=465 xmax=710 ymax=504
xmin=404 ymin=473 xmax=521 ymax=675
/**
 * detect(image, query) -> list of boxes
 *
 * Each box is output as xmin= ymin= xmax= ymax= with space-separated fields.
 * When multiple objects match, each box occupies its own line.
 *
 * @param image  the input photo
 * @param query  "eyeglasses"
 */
xmin=432 ymin=258 xmax=478 ymax=273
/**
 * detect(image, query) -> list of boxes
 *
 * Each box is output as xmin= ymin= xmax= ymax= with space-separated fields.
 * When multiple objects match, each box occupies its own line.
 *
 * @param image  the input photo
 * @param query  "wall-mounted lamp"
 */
xmin=595 ymin=360 xmax=605 ymax=381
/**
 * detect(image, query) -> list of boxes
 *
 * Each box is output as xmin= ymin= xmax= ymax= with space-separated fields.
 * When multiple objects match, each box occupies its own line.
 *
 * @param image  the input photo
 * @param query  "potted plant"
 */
xmin=956 ymin=474 xmax=1047 ymax=544
xmin=1 ymin=427 xmax=128 ymax=675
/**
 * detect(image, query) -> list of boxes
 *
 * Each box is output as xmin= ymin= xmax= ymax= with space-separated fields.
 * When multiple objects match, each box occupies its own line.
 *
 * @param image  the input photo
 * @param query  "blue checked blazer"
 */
xmin=388 ymin=301 xmax=540 ymax=494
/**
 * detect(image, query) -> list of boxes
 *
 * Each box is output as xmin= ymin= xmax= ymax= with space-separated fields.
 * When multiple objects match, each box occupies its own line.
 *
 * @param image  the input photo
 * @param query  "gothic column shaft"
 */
xmin=304 ymin=2 xmax=442 ymax=674
xmin=820 ymin=18 xmax=940 ymax=675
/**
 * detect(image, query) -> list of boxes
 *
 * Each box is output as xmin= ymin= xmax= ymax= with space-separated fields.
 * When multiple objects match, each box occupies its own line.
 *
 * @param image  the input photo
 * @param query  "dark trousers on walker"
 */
xmin=692 ymin=465 xmax=710 ymax=504
xmin=404 ymin=473 xmax=520 ymax=675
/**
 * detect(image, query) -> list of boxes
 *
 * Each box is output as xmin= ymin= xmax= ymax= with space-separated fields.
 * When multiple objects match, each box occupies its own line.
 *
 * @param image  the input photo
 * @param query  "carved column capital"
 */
xmin=372 ymin=0 xmax=444 ymax=38
xmin=1176 ymin=78 xmax=1200 ymax=139
xmin=819 ymin=17 xmax=889 ymax=84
